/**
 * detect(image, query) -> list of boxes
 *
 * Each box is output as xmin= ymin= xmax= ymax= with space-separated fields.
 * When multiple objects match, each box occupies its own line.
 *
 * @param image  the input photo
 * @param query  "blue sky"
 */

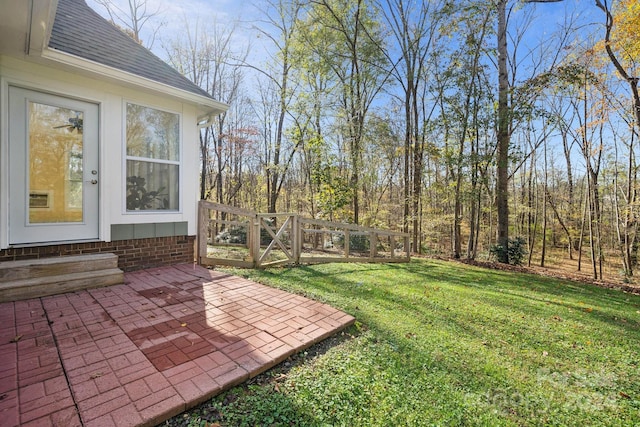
xmin=87 ymin=0 xmax=263 ymax=28
xmin=86 ymin=0 xmax=604 ymax=63
xmin=87 ymin=0 xmax=267 ymax=46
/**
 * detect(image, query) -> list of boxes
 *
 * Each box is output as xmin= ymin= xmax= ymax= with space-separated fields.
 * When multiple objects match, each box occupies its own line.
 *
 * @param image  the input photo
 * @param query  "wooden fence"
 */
xmin=197 ymin=201 xmax=411 ymax=268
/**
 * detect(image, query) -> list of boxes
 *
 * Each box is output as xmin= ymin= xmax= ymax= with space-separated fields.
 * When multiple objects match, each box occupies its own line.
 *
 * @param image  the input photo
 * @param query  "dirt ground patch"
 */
xmin=457 ymin=258 xmax=640 ymax=295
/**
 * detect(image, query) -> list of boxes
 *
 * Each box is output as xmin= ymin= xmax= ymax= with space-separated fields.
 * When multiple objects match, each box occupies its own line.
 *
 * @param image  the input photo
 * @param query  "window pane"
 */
xmin=126 ymin=103 xmax=179 ymax=161
xmin=126 ymin=161 xmax=179 ymax=211
xmin=28 ymin=102 xmax=84 ymax=223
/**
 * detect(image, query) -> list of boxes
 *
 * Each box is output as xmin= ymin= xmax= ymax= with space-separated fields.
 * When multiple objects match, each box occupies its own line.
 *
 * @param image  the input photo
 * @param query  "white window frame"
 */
xmin=123 ymin=101 xmax=183 ymax=214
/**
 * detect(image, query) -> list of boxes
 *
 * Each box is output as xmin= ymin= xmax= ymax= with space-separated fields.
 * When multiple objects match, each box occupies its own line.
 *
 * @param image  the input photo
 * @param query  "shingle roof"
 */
xmin=48 ymin=0 xmax=213 ymax=99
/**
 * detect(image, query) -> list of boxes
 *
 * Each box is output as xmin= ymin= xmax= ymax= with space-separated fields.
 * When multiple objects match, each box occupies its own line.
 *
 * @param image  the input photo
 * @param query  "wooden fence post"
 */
xmin=250 ymin=214 xmax=261 ymax=267
xmin=404 ymin=235 xmax=411 ymax=260
xmin=344 ymin=229 xmax=350 ymax=258
xmin=291 ymin=215 xmax=298 ymax=264
xmin=370 ymin=232 xmax=377 ymax=260
xmin=390 ymin=235 xmax=395 ymax=259
xmin=197 ymin=201 xmax=207 ymax=263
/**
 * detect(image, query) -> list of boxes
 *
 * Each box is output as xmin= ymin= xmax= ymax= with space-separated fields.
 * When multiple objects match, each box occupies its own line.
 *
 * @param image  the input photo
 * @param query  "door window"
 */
xmin=28 ymin=102 xmax=84 ymax=223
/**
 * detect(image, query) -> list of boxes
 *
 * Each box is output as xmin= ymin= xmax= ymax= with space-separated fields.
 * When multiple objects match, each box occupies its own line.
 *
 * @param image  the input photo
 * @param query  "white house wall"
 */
xmin=0 ymin=56 xmax=201 ymax=249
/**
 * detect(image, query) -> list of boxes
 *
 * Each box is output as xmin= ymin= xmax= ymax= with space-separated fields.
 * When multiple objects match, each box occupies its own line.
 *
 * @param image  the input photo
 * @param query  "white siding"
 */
xmin=0 ymin=56 xmax=201 ymax=248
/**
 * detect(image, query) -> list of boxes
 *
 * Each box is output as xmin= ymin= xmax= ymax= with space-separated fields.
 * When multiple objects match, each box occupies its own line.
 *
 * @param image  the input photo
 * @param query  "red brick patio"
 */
xmin=0 ymin=264 xmax=355 ymax=426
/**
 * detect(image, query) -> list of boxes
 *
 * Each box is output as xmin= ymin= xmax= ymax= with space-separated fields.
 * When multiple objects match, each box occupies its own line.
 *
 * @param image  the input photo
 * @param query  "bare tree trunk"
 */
xmin=526 ymin=143 xmax=536 ymax=266
xmin=561 ymin=128 xmax=575 ymax=260
xmin=624 ymin=131 xmax=637 ymax=276
xmin=403 ymin=90 xmax=411 ymax=237
xmin=578 ymin=178 xmax=588 ymax=272
xmin=546 ymin=188 xmax=573 ymax=259
xmin=496 ymin=0 xmax=510 ymax=263
xmin=587 ymin=173 xmax=598 ymax=279
xmin=413 ymin=129 xmax=423 ymax=251
xmin=528 ymin=169 xmax=539 ymax=267
xmin=467 ymin=126 xmax=480 ymax=260
xmin=540 ymin=138 xmax=549 ymax=267
xmin=199 ymin=128 xmax=209 ymax=200
xmin=614 ymin=157 xmax=630 ymax=276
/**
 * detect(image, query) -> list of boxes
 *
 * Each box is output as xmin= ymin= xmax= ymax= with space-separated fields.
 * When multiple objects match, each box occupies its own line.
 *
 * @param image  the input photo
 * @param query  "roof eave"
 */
xmin=28 ymin=0 xmax=59 ymax=56
xmin=41 ymin=47 xmax=229 ymax=118
xmin=0 ymin=0 xmax=58 ymax=57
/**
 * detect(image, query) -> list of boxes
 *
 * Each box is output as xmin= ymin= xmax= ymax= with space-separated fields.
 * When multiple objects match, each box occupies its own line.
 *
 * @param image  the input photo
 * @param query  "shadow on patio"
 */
xmin=0 ymin=264 xmax=354 ymax=426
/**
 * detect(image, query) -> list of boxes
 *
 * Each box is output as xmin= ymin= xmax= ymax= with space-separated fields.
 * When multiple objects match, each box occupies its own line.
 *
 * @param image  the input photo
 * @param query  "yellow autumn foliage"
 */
xmin=601 ymin=0 xmax=640 ymax=74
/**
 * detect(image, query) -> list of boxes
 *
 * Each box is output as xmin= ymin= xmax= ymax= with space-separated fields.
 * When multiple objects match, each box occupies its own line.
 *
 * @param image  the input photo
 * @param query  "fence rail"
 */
xmin=198 ymin=201 xmax=410 ymax=268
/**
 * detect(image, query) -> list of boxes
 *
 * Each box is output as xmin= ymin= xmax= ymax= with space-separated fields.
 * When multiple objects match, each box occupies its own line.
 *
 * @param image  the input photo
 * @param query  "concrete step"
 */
xmin=0 ymin=254 xmax=123 ymax=302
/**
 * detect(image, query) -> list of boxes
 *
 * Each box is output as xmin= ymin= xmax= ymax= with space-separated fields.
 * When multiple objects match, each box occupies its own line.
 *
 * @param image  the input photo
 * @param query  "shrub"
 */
xmin=490 ymin=236 xmax=528 ymax=266
xmin=215 ymin=226 xmax=247 ymax=244
xmin=335 ymin=234 xmax=370 ymax=252
xmin=214 ymin=219 xmax=292 ymax=247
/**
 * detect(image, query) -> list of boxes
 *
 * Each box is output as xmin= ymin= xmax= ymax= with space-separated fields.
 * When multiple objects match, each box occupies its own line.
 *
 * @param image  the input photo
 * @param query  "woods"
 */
xmin=96 ymin=0 xmax=640 ymax=281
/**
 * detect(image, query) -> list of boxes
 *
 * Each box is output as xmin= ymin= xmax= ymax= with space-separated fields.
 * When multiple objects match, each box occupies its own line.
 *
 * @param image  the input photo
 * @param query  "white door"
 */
xmin=8 ymin=87 xmax=99 ymax=244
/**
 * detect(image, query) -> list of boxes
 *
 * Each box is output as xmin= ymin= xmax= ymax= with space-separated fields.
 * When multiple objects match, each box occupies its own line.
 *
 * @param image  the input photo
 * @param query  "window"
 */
xmin=125 ymin=103 xmax=180 ymax=211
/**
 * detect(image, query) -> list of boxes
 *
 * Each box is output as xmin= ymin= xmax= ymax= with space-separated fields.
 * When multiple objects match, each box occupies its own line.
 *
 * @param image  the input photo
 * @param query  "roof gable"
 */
xmin=48 ymin=0 xmax=212 ymax=100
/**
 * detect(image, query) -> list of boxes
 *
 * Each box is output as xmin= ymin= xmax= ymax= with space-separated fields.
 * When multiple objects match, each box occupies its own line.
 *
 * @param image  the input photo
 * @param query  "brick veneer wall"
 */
xmin=0 ymin=235 xmax=195 ymax=271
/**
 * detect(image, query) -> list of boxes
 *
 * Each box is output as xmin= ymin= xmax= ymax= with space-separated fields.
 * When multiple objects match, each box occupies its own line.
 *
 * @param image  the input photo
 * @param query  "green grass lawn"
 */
xmin=176 ymin=259 xmax=640 ymax=427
